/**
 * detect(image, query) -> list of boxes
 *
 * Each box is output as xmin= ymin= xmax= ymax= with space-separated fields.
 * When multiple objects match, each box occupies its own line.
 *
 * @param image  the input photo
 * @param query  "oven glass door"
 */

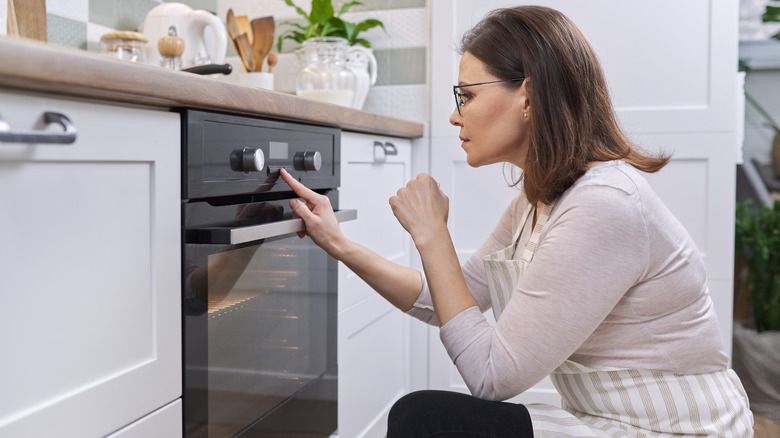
xmin=183 ymin=197 xmax=338 ymax=438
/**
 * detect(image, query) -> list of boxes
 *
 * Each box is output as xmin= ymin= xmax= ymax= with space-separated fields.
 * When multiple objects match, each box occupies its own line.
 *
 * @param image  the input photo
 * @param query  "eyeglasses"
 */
xmin=453 ymin=77 xmax=525 ymax=115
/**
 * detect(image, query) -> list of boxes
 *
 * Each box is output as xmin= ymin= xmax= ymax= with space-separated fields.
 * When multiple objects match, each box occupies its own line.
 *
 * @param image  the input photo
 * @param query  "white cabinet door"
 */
xmin=429 ymin=0 xmax=739 ymax=402
xmin=106 ymin=400 xmax=182 ymax=438
xmin=337 ymin=132 xmax=418 ymax=438
xmin=0 ymin=91 xmax=181 ymax=437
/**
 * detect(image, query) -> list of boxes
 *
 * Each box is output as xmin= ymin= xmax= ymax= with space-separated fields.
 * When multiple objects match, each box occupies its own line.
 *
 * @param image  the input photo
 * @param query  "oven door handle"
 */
xmin=206 ymin=209 xmax=358 ymax=245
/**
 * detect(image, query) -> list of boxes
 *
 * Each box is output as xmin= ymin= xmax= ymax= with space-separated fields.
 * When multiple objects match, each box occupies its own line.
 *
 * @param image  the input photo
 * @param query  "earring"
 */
xmin=523 ymin=112 xmax=528 ymax=118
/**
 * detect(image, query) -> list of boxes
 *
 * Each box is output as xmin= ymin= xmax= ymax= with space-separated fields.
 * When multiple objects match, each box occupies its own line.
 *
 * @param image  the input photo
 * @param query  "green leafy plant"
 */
xmin=735 ymin=199 xmax=780 ymax=332
xmin=276 ymin=0 xmax=386 ymax=51
xmin=763 ymin=1 xmax=780 ymax=40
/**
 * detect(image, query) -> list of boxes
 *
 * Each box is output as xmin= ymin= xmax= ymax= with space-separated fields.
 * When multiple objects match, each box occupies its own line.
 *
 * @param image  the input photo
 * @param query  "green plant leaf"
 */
xmin=353 ymin=18 xmax=385 ymax=35
xmin=277 ymin=0 xmax=386 ymax=51
xmin=310 ymin=0 xmax=335 ymax=25
xmin=283 ymin=0 xmax=310 ymax=22
xmin=337 ymin=1 xmax=364 ymax=17
xmin=352 ymin=38 xmax=371 ymax=48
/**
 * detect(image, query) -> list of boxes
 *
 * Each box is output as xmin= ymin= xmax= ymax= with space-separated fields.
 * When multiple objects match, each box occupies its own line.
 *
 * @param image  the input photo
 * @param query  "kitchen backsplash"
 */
xmin=2 ymin=0 xmax=428 ymax=123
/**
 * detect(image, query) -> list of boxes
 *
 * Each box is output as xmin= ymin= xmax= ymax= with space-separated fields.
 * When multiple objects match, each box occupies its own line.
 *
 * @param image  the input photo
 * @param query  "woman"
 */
xmin=280 ymin=5 xmax=753 ymax=437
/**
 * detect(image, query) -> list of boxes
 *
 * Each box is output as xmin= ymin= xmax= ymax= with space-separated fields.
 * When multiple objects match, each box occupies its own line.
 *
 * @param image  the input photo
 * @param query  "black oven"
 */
xmin=181 ymin=110 xmax=353 ymax=437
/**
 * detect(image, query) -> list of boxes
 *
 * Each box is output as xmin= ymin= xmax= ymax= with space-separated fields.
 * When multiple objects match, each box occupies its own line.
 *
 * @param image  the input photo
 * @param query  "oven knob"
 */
xmin=230 ymin=148 xmax=265 ymax=173
xmin=294 ymin=151 xmax=322 ymax=171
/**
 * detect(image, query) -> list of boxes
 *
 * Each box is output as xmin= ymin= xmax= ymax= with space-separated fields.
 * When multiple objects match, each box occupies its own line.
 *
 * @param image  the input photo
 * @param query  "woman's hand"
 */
xmin=389 ymin=173 xmax=449 ymax=246
xmin=280 ymin=168 xmax=348 ymax=257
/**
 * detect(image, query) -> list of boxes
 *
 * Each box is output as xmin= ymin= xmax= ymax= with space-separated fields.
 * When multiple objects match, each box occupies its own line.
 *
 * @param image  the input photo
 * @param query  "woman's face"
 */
xmin=449 ymin=52 xmax=530 ymax=168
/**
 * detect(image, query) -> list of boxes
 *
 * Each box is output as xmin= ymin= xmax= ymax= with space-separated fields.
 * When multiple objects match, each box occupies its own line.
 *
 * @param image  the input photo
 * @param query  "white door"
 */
xmin=338 ymin=132 xmax=422 ymax=438
xmin=428 ymin=0 xmax=739 ymax=403
xmin=0 ymin=91 xmax=181 ymax=437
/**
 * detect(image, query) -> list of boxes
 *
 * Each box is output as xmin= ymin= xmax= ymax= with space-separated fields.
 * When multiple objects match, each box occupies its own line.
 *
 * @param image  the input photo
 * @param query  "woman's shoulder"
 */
xmin=575 ymin=160 xmax=646 ymax=195
xmin=555 ymin=161 xmax=651 ymax=219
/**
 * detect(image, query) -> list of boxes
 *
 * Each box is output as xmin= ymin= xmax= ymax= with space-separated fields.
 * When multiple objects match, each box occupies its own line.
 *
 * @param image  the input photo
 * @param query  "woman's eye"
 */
xmin=459 ymin=92 xmax=473 ymax=105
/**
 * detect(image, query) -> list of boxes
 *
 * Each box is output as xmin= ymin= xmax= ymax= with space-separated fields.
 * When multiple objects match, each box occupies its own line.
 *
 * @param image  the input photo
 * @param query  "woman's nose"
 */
xmin=449 ymin=107 xmax=462 ymax=126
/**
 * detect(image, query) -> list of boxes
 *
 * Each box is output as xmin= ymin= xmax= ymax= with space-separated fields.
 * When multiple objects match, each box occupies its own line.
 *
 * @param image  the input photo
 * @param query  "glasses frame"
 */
xmin=453 ymin=77 xmax=525 ymax=115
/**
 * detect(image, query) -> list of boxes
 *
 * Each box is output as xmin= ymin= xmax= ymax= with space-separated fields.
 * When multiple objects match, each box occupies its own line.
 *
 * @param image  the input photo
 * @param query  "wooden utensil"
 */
xmin=235 ymin=33 xmax=256 ymax=72
xmin=266 ymin=52 xmax=278 ymax=74
xmin=11 ymin=0 xmax=47 ymax=41
xmin=251 ymin=17 xmax=275 ymax=72
xmin=226 ymin=8 xmax=240 ymax=50
xmin=7 ymin=0 xmax=20 ymax=37
xmin=236 ymin=16 xmax=253 ymax=45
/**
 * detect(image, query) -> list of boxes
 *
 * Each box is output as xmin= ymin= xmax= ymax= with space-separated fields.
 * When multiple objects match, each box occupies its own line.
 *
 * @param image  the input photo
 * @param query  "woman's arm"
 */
xmin=281 ymin=168 xmax=423 ymax=311
xmin=389 ymin=173 xmax=478 ymax=326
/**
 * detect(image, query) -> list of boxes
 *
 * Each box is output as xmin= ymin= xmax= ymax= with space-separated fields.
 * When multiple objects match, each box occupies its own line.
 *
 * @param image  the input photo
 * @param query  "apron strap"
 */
xmin=520 ymin=202 xmax=554 ymax=264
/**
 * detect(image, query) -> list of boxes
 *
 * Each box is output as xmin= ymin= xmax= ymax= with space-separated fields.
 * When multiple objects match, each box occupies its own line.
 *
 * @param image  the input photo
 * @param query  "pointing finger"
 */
xmin=280 ymin=168 xmax=318 ymax=200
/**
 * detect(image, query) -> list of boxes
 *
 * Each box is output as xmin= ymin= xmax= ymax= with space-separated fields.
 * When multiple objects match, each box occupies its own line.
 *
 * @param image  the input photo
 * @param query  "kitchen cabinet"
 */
xmin=337 ymin=132 xmax=425 ymax=438
xmin=0 ymin=90 xmax=181 ymax=437
xmin=427 ymin=0 xmax=740 ymax=404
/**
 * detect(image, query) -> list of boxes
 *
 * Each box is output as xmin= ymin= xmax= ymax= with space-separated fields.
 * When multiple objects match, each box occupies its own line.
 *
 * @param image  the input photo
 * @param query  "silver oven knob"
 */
xmin=294 ymin=150 xmax=322 ymax=171
xmin=230 ymin=148 xmax=265 ymax=173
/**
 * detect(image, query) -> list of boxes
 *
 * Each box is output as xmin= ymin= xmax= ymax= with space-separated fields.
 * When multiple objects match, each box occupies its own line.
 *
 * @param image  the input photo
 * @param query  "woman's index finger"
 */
xmin=280 ymin=168 xmax=317 ymax=198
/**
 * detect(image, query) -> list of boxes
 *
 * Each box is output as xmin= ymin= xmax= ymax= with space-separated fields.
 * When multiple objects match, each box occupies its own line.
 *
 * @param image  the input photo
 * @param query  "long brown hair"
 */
xmin=459 ymin=6 xmax=669 ymax=205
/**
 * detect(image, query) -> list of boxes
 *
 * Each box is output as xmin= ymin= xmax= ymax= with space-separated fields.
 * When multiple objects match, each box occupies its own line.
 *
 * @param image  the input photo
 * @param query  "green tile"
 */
xmin=89 ymin=0 xmax=160 ymax=32
xmin=48 ymin=14 xmax=87 ymax=50
xmin=349 ymin=0 xmax=427 ymax=12
xmin=374 ymin=47 xmax=425 ymax=86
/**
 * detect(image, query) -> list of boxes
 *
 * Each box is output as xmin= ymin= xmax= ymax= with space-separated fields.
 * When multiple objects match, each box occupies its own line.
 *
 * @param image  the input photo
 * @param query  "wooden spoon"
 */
xmin=236 ymin=15 xmax=253 ymax=45
xmin=251 ymin=16 xmax=275 ymax=72
xmin=235 ymin=33 xmax=256 ymax=72
xmin=226 ymin=8 xmax=240 ymax=50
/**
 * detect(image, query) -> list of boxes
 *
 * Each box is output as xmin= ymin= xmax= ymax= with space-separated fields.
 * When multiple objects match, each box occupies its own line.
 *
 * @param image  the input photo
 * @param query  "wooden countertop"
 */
xmin=0 ymin=37 xmax=423 ymax=138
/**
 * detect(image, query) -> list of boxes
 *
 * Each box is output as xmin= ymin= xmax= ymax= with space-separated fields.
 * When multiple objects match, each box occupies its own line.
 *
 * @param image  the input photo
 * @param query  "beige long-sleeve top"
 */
xmin=407 ymin=160 xmax=729 ymax=401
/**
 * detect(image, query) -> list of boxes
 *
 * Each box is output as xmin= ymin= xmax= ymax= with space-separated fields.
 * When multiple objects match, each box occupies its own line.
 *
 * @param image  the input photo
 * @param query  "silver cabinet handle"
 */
xmin=0 ymin=112 xmax=77 ymax=144
xmin=383 ymin=141 xmax=398 ymax=156
xmin=373 ymin=141 xmax=398 ymax=163
xmin=373 ymin=141 xmax=387 ymax=163
xmin=192 ymin=209 xmax=358 ymax=245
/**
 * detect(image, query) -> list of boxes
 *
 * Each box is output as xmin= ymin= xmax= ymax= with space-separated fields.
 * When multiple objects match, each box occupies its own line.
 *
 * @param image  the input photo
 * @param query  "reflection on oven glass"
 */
xmin=184 ymin=223 xmax=335 ymax=437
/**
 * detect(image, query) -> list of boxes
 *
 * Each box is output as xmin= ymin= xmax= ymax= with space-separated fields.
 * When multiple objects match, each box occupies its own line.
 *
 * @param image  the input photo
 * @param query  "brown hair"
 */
xmin=459 ymin=6 xmax=669 ymax=205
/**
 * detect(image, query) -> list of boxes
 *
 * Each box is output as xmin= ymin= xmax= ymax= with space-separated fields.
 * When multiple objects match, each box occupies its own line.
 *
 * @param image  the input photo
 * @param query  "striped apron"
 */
xmin=482 ymin=204 xmax=755 ymax=437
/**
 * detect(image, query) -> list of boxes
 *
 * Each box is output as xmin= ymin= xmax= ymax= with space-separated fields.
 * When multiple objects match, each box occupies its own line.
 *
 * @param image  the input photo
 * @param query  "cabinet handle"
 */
xmin=373 ymin=141 xmax=386 ymax=163
xmin=373 ymin=141 xmax=398 ymax=163
xmin=0 ymin=112 xmax=77 ymax=145
xmin=383 ymin=141 xmax=398 ymax=156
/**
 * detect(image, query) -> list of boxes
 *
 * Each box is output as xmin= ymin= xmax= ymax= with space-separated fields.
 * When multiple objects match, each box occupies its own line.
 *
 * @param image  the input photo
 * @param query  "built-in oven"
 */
xmin=181 ymin=110 xmax=354 ymax=437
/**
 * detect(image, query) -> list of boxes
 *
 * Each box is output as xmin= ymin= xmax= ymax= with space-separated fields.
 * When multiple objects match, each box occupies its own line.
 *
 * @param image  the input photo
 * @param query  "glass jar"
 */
xmin=100 ymin=31 xmax=148 ymax=63
xmin=296 ymin=37 xmax=357 ymax=107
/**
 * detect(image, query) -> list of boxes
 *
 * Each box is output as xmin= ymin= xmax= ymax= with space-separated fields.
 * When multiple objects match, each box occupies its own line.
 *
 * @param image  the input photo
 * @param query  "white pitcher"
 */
xmin=346 ymin=46 xmax=377 ymax=110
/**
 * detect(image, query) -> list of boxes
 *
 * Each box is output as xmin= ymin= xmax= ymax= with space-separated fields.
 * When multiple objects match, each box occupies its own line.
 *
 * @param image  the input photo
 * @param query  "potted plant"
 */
xmin=276 ymin=0 xmax=385 ymax=51
xmin=275 ymin=0 xmax=384 ymax=109
xmin=733 ymin=199 xmax=780 ymax=423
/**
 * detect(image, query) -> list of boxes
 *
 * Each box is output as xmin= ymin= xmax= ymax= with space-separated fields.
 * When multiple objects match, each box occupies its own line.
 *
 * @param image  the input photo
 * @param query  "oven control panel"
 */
xmin=184 ymin=110 xmax=340 ymax=200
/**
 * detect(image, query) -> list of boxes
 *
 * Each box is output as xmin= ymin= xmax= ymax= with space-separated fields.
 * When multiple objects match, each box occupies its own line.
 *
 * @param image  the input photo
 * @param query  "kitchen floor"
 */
xmin=754 ymin=413 xmax=780 ymax=437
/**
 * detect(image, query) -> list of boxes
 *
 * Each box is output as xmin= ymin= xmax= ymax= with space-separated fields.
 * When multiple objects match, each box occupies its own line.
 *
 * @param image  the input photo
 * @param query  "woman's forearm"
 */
xmin=414 ymin=227 xmax=477 ymax=326
xmin=333 ymin=239 xmax=424 ymax=311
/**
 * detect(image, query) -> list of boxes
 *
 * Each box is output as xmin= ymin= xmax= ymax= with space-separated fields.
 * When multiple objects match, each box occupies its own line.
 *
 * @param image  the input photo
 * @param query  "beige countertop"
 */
xmin=0 ymin=37 xmax=423 ymax=139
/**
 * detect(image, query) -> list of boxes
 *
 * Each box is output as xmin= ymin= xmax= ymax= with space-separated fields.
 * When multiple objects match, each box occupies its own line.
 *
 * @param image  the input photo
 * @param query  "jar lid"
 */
xmin=101 ymin=31 xmax=148 ymax=43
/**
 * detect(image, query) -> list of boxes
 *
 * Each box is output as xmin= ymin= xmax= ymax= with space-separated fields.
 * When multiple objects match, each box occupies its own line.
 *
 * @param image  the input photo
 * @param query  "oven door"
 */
xmin=182 ymin=194 xmax=354 ymax=438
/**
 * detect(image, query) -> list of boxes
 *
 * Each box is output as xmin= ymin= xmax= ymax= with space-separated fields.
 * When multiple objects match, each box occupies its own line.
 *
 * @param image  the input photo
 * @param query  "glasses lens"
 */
xmin=453 ymin=87 xmax=461 ymax=115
